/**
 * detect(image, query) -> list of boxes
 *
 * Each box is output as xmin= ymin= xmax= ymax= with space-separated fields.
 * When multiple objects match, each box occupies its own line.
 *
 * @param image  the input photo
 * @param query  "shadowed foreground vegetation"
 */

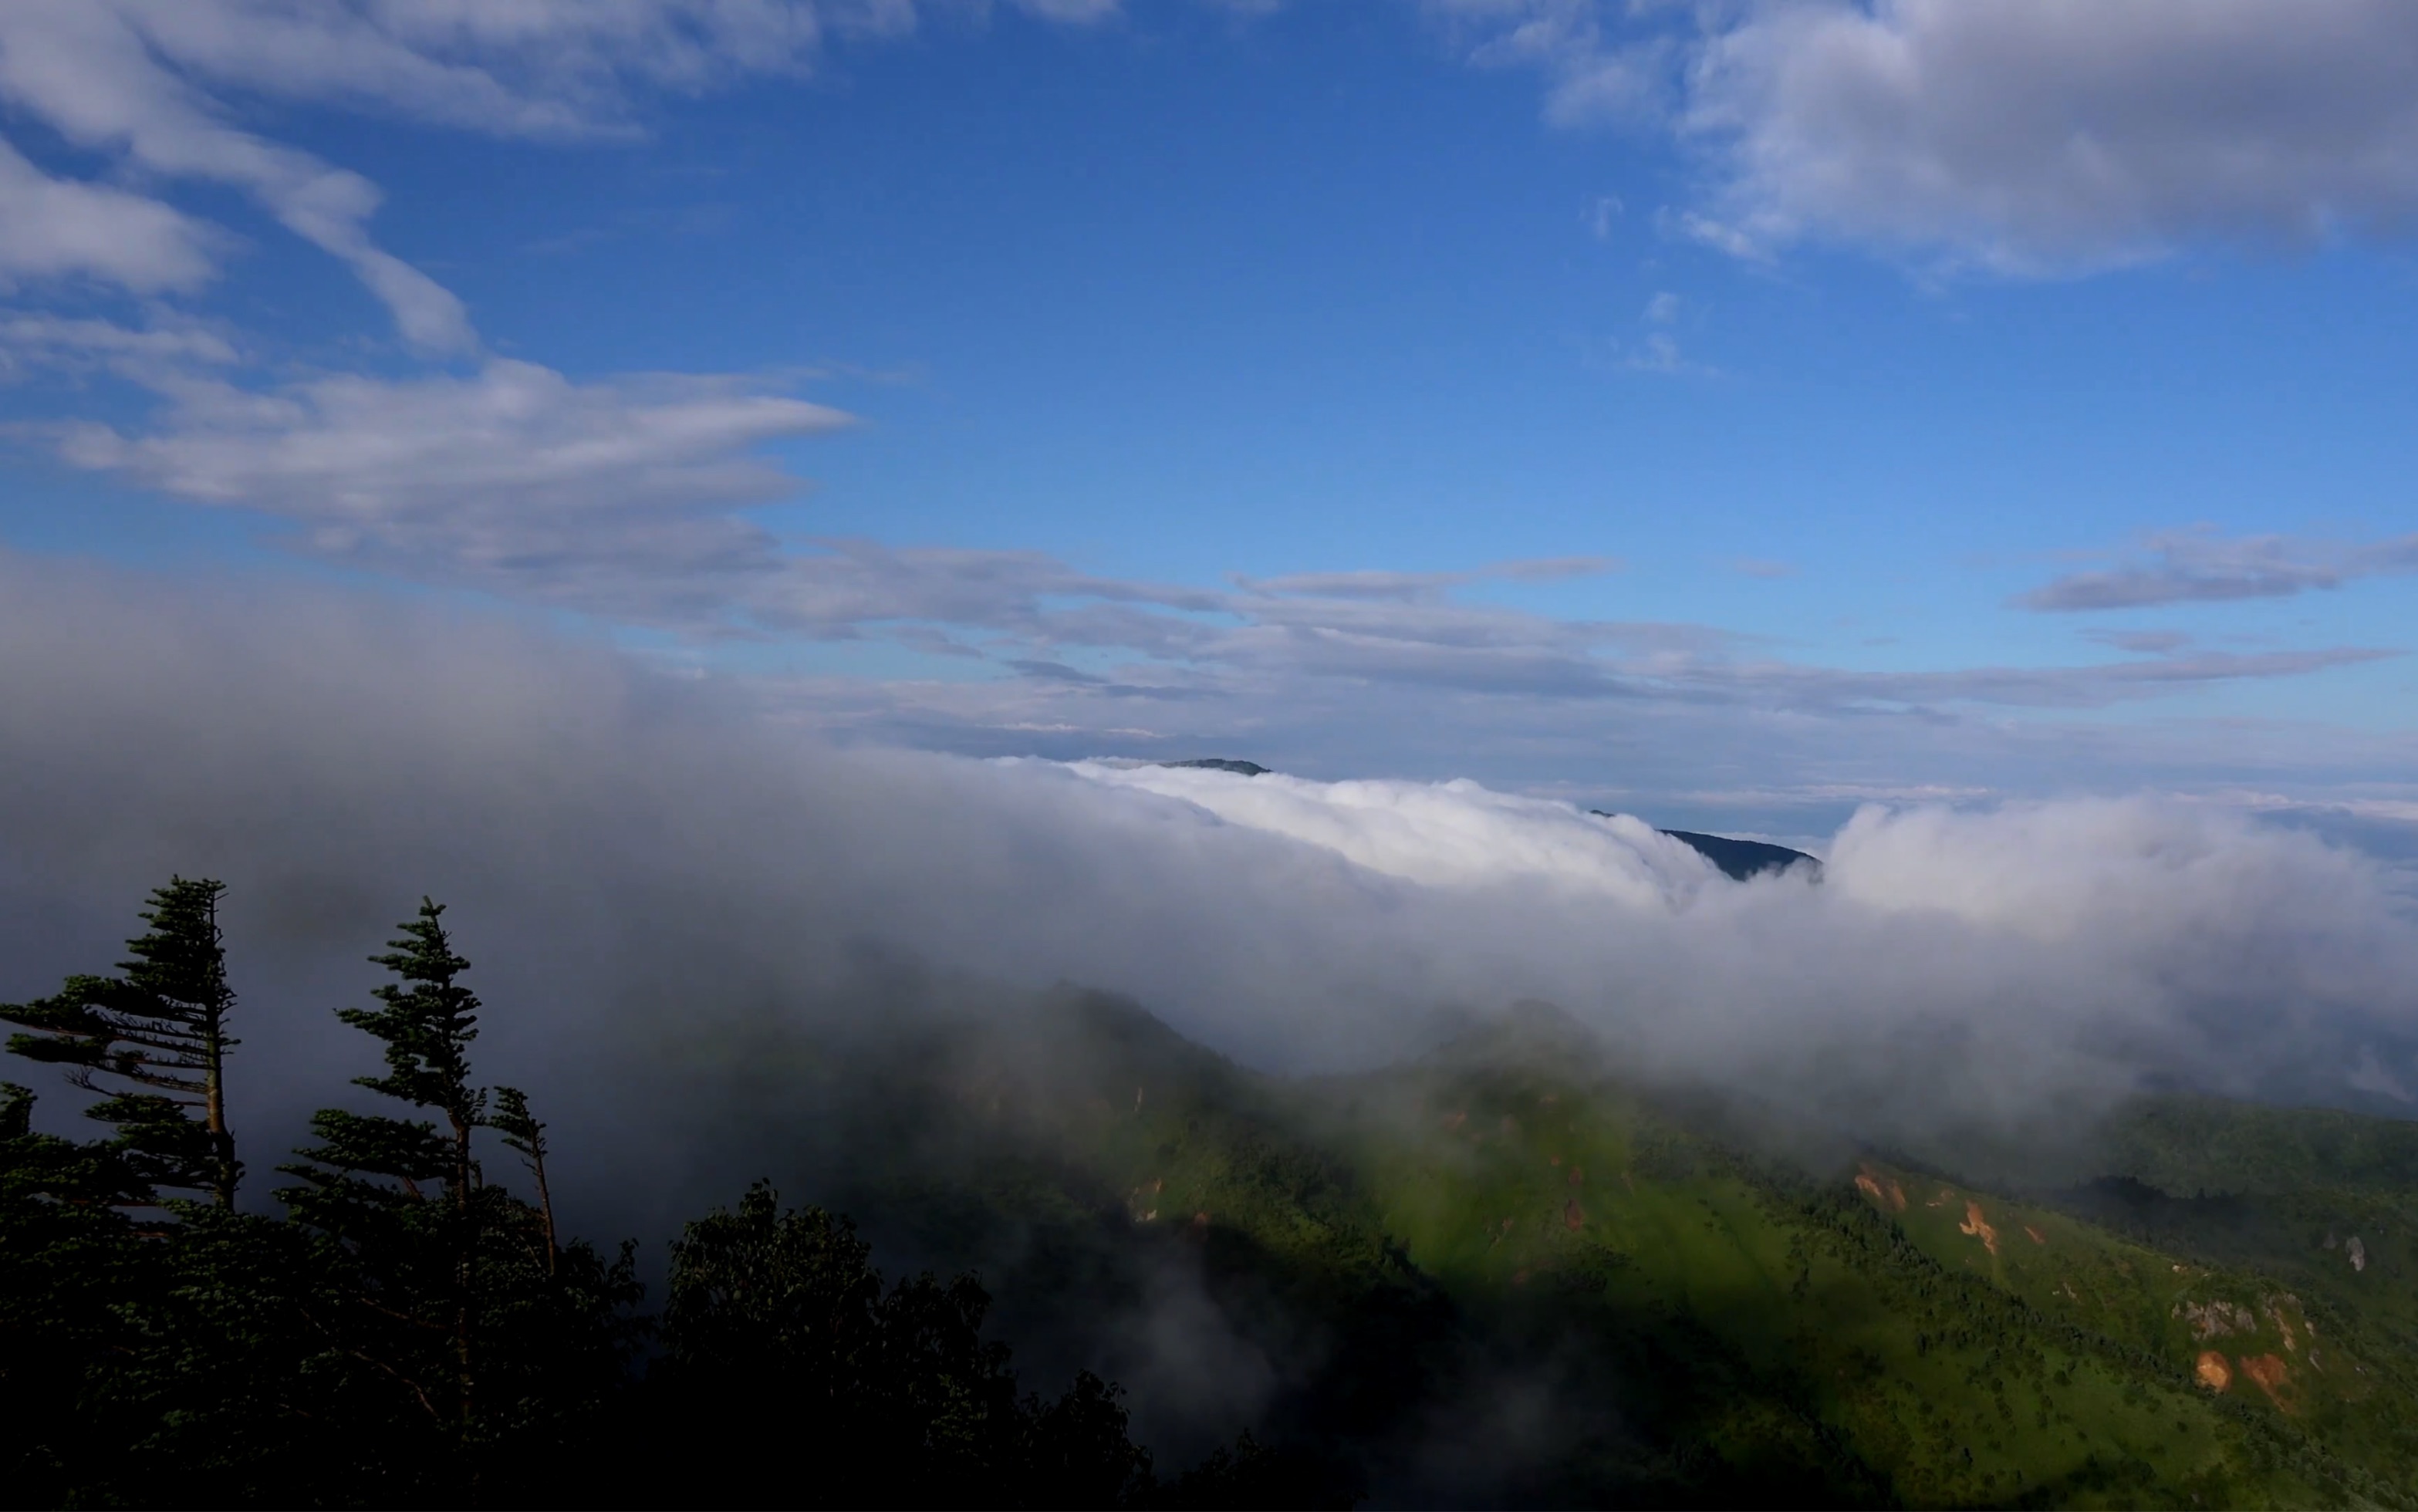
xmin=1 ymin=883 xmax=1290 ymax=1509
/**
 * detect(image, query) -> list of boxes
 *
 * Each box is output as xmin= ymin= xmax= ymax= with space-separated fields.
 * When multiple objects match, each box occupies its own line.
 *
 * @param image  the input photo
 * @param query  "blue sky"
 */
xmin=2 ymin=0 xmax=2416 ymax=842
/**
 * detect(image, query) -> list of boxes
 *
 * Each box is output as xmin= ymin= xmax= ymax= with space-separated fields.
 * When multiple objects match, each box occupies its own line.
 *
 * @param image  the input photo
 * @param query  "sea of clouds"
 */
xmin=2 ymin=550 xmax=2414 ymax=1208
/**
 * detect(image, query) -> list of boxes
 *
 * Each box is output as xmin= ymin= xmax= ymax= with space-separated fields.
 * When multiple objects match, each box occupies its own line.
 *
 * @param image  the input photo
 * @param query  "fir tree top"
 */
xmin=340 ymin=899 xmax=486 ymax=1138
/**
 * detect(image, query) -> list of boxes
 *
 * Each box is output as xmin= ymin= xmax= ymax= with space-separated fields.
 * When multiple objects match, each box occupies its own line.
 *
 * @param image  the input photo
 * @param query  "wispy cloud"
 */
xmin=2083 ymin=628 xmax=2192 ymax=654
xmin=26 ymin=345 xmax=2394 ymax=726
xmin=1623 ymin=329 xmax=1707 ymax=375
xmin=1235 ymin=556 xmax=1616 ymax=601
xmin=0 ymin=1 xmax=1121 ymax=350
xmin=0 ymin=311 xmax=238 ymax=376
xmin=2018 ymin=527 xmax=2418 ymax=611
xmin=0 ymin=137 xmax=221 ymax=294
xmin=1428 ymin=0 xmax=1676 ymax=127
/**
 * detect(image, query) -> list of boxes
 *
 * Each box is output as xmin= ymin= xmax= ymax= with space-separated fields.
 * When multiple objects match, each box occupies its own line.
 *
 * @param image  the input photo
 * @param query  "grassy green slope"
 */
xmin=1313 ymin=1029 xmax=2368 ymax=1507
xmin=670 ymin=993 xmax=2418 ymax=1507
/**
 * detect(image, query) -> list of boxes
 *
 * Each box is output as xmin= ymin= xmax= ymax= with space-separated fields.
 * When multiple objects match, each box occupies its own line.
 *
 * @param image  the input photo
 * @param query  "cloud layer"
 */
xmin=16 ymin=324 xmax=2387 ymax=721
xmin=0 ymin=1 xmax=2408 ymax=862
xmin=2 ymin=556 xmax=2412 ymax=1213
xmin=12 ymin=309 xmax=2380 ymax=737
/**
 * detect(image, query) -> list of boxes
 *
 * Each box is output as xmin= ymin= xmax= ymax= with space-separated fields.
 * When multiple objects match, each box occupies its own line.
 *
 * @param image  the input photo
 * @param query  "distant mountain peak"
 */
xmin=1590 ymin=812 xmax=1821 ymax=880
xmin=1156 ymin=758 xmax=1270 ymax=776
xmin=1659 ymin=828 xmax=1821 ymax=881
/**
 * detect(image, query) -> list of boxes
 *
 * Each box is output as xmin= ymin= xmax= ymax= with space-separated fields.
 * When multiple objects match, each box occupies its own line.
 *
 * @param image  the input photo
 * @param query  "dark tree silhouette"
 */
xmin=1 ymin=878 xmax=240 ymax=1207
xmin=279 ymin=899 xmax=639 ymax=1500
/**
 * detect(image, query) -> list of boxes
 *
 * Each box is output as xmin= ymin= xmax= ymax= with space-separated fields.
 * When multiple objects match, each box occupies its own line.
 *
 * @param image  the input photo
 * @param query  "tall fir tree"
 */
xmin=347 ymin=898 xmax=488 ymax=1208
xmin=278 ymin=899 xmax=639 ymax=1500
xmin=281 ymin=899 xmax=489 ymax=1450
xmin=0 ymin=877 xmax=241 ymax=1207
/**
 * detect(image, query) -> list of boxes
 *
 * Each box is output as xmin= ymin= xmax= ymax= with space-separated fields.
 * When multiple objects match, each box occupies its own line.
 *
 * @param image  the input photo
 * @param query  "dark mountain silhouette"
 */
xmin=1154 ymin=758 xmax=1271 ymax=776
xmin=1657 ymin=828 xmax=1820 ymax=881
xmin=1584 ymin=811 xmax=1821 ymax=879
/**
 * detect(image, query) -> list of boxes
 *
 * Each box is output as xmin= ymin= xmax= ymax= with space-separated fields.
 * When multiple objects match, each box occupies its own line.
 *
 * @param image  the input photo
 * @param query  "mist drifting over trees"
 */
xmin=5 ymin=553 xmax=2418 ymax=1506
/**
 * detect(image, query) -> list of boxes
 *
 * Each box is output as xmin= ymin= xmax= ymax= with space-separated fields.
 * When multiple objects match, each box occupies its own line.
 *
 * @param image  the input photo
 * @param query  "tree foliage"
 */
xmin=1 ymin=883 xmax=1189 ymax=1510
xmin=1 ymin=877 xmax=240 ymax=1206
xmin=648 ymin=1181 xmax=1156 ymax=1507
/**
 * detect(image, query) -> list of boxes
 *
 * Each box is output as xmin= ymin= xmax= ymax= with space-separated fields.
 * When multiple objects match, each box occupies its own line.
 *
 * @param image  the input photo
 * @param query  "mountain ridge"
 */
xmin=667 ymin=991 xmax=2418 ymax=1507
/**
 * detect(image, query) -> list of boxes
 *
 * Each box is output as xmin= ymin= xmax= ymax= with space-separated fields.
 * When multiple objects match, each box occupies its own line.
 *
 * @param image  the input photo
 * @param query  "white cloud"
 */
xmin=803 ymin=568 xmax=2396 ymax=741
xmin=0 ymin=137 xmax=218 ymax=294
xmin=0 ymin=1 xmax=1116 ymax=347
xmin=0 ymin=312 xmax=239 ymax=386
xmin=41 ymin=355 xmax=1253 ymax=640
xmin=62 ymin=356 xmax=852 ymax=515
xmin=1432 ymin=0 xmax=1673 ymax=126
xmin=54 ymin=356 xmax=858 ymax=620
xmin=0 ymin=0 xmax=2401 ymax=778
xmin=0 ymin=3 xmax=472 ymax=349
xmin=1692 ymin=1 xmax=2418 ymax=271
xmin=2018 ymin=526 xmax=2418 ymax=610
xmin=1070 ymin=761 xmax=1721 ymax=903
xmin=1661 ymin=208 xmax=1769 ymax=263
xmin=1682 ymin=0 xmax=2418 ymax=272
xmin=1008 ymin=0 xmax=1128 ymax=22
xmin=12 ymin=562 xmax=2407 ymax=1147
xmin=37 ymin=355 xmax=2394 ymax=718
xmin=1627 ymin=329 xmax=1685 ymax=371
xmin=1447 ymin=1 xmax=2418 ymax=273
xmin=2083 ymin=629 xmax=2191 ymax=655
xmin=1234 ymin=556 xmax=1616 ymax=602
xmin=39 ymin=1 xmax=900 ymax=144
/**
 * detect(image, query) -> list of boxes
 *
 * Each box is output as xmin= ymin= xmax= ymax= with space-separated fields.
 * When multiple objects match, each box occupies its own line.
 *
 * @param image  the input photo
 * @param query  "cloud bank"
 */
xmin=2 ymin=555 xmax=2413 ymax=1217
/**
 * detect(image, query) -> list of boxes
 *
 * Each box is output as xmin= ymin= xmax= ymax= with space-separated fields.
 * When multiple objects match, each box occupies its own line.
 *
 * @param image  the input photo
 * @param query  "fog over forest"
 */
xmin=6 ymin=550 xmax=2414 ymax=1257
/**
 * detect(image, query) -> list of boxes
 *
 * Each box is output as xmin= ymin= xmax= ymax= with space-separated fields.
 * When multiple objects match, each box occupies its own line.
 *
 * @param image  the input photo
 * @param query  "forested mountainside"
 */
xmin=8 ymin=882 xmax=2413 ymax=1507
xmin=726 ymin=993 xmax=2418 ymax=1508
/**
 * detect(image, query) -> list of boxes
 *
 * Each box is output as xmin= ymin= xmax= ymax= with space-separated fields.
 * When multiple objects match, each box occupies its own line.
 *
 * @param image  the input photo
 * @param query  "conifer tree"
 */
xmin=1 ymin=877 xmax=241 ymax=1207
xmin=278 ymin=899 xmax=640 ymax=1497
xmin=0 ymin=1078 xmax=171 ymax=1505
xmin=346 ymin=899 xmax=488 ymax=1208
xmin=281 ymin=899 xmax=488 ymax=1446
xmin=491 ymin=1086 xmax=556 ymax=1277
xmin=653 ymin=1181 xmax=1155 ymax=1507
